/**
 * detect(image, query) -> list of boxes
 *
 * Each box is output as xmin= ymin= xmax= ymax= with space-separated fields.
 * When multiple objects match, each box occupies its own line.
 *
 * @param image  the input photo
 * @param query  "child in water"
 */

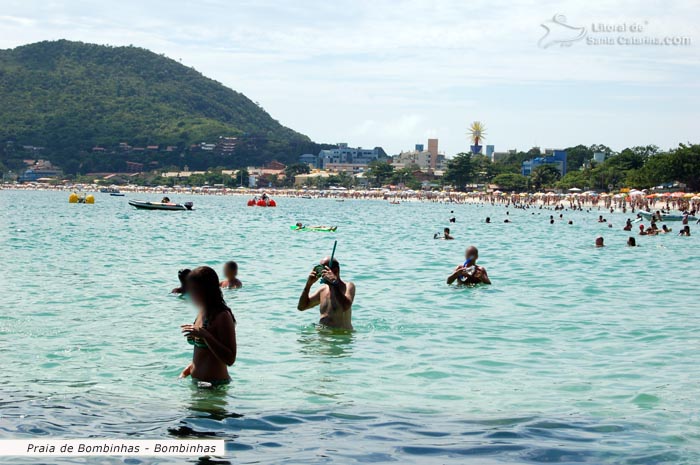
xmin=220 ymin=261 xmax=242 ymax=289
xmin=171 ymin=269 xmax=191 ymax=294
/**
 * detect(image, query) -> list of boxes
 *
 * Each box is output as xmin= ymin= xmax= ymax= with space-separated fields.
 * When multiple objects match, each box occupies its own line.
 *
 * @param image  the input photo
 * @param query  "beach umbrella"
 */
xmin=568 ymin=187 xmax=582 ymax=192
xmin=645 ymin=194 xmax=656 ymax=199
xmin=683 ymin=193 xmax=694 ymax=198
xmin=671 ymin=192 xmax=685 ymax=198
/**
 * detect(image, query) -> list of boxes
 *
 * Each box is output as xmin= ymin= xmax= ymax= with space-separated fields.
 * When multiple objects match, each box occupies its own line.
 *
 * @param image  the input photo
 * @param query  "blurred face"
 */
xmin=465 ymin=247 xmax=478 ymax=262
xmin=224 ymin=265 xmax=237 ymax=280
xmin=188 ymin=282 xmax=206 ymax=308
xmin=320 ymin=258 xmax=340 ymax=276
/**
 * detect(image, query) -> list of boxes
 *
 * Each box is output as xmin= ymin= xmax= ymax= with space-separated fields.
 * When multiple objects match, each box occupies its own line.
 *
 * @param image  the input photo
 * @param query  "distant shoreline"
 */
xmin=3 ymin=184 xmax=698 ymax=211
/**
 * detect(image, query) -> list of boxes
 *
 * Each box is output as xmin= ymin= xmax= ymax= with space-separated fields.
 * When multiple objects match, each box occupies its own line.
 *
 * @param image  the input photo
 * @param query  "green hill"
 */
xmin=0 ymin=40 xmax=318 ymax=174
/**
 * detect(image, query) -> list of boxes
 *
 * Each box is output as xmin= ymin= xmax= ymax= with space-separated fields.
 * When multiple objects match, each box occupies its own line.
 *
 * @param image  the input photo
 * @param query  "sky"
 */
xmin=0 ymin=0 xmax=698 ymax=156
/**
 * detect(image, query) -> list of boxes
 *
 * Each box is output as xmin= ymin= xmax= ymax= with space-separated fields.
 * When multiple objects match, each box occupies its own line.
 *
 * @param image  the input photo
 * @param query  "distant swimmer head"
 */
xmin=485 ymin=217 xmax=491 ymax=223
xmin=595 ymin=236 xmax=604 ymax=247
xmin=223 ymin=261 xmax=238 ymax=280
xmin=296 ymin=222 xmax=303 ymax=228
xmin=627 ymin=237 xmax=636 ymax=247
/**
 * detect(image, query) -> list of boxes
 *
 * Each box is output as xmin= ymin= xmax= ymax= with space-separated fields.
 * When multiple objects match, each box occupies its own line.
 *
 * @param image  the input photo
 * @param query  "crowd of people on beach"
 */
xmin=6 ymin=183 xmax=700 ymax=213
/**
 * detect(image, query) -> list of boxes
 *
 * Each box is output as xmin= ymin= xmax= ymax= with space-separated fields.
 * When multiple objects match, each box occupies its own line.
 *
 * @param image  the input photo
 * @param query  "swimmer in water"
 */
xmin=447 ymin=246 xmax=491 ymax=285
xmin=171 ymin=268 xmax=191 ymax=294
xmin=627 ymin=237 xmax=637 ymax=247
xmin=443 ymin=227 xmax=454 ymax=240
xmin=295 ymin=222 xmax=338 ymax=231
xmin=297 ymin=256 xmax=355 ymax=330
xmin=595 ymin=236 xmax=604 ymax=247
xmin=220 ymin=261 xmax=242 ymax=289
xmin=179 ymin=266 xmax=237 ymax=386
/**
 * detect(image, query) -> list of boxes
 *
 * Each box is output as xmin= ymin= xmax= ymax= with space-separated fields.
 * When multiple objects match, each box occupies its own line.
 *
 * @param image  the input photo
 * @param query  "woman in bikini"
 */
xmin=179 ymin=266 xmax=237 ymax=386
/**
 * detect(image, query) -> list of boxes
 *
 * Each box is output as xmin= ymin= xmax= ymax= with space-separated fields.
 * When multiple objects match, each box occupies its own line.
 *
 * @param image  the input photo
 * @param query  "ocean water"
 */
xmin=1 ymin=190 xmax=699 ymax=465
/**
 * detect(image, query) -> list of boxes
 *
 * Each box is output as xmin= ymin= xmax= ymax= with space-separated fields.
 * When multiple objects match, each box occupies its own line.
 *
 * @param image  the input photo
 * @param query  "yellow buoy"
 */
xmin=85 ymin=195 xmax=95 ymax=204
xmin=69 ymin=193 xmax=79 ymax=203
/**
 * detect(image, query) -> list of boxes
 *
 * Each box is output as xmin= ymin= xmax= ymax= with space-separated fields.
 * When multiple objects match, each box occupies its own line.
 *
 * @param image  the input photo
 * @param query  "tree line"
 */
xmin=441 ymin=143 xmax=700 ymax=192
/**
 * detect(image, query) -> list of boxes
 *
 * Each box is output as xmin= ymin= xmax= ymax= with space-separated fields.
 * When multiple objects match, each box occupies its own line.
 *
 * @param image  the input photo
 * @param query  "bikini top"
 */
xmin=187 ymin=317 xmax=209 ymax=349
xmin=187 ymin=309 xmax=236 ymax=349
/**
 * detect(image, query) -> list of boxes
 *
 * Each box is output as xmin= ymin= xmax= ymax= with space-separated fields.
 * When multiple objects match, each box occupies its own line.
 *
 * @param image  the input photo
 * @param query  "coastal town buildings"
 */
xmin=392 ymin=139 xmax=446 ymax=171
xmin=521 ymin=149 xmax=568 ymax=176
xmin=299 ymin=143 xmax=388 ymax=171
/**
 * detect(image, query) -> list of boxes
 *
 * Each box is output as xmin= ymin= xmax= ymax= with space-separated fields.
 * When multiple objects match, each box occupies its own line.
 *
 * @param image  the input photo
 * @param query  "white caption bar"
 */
xmin=0 ymin=440 xmax=225 ymax=456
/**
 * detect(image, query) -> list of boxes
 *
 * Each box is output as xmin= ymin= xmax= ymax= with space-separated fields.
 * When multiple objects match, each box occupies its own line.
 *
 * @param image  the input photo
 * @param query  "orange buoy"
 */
xmin=268 ymin=199 xmax=276 ymax=207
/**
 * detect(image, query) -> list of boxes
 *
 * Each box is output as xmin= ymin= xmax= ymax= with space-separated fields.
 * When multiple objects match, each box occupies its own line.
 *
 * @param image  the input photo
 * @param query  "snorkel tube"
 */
xmin=459 ymin=257 xmax=476 ymax=282
xmin=320 ymin=240 xmax=338 ymax=284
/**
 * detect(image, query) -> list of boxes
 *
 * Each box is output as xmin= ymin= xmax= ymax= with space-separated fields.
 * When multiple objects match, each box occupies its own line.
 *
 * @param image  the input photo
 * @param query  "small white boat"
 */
xmin=639 ymin=211 xmax=696 ymax=222
xmin=129 ymin=200 xmax=193 ymax=211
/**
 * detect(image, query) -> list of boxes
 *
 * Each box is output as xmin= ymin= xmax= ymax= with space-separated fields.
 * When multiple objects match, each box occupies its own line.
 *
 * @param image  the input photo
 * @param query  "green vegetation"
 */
xmin=491 ymin=173 xmax=528 ymax=192
xmin=0 ymin=40 xmax=318 ymax=174
xmin=366 ymin=161 xmax=395 ymax=186
xmin=444 ymin=144 xmax=699 ymax=192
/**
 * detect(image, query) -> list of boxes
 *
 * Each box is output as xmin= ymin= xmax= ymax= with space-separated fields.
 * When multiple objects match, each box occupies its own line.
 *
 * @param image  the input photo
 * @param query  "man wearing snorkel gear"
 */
xmin=447 ymin=246 xmax=491 ymax=285
xmin=297 ymin=256 xmax=355 ymax=330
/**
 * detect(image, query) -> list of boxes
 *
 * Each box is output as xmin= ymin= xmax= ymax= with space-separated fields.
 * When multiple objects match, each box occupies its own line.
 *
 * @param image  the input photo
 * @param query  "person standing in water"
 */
xmin=297 ymin=256 xmax=355 ymax=330
xmin=220 ymin=261 xmax=242 ymax=289
xmin=180 ymin=266 xmax=237 ymax=386
xmin=447 ymin=246 xmax=491 ymax=285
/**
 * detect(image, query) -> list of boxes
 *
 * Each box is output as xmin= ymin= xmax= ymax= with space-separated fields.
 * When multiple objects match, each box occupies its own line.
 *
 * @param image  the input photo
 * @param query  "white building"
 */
xmin=392 ymin=143 xmax=446 ymax=171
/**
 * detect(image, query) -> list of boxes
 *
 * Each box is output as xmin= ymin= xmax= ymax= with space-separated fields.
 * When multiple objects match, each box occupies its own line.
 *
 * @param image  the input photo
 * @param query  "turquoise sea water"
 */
xmin=1 ymin=190 xmax=699 ymax=464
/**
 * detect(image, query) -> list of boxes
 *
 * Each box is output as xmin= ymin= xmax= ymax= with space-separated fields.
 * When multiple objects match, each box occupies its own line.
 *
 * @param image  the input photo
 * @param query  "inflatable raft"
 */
xmin=248 ymin=198 xmax=277 ymax=207
xmin=290 ymin=225 xmax=337 ymax=232
xmin=129 ymin=200 xmax=193 ymax=211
